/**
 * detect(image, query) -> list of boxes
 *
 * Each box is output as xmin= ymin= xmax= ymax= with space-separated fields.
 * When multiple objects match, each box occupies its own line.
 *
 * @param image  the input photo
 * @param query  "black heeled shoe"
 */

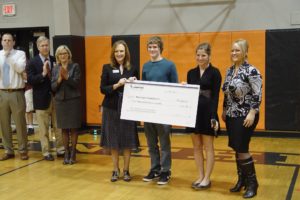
xmin=123 ymin=170 xmax=131 ymax=182
xmin=241 ymin=157 xmax=259 ymax=198
xmin=230 ymin=159 xmax=246 ymax=192
xmin=63 ymin=151 xmax=70 ymax=165
xmin=191 ymin=180 xmax=202 ymax=188
xmin=111 ymin=170 xmax=120 ymax=182
xmin=193 ymin=181 xmax=211 ymax=190
xmin=69 ymin=150 xmax=76 ymax=165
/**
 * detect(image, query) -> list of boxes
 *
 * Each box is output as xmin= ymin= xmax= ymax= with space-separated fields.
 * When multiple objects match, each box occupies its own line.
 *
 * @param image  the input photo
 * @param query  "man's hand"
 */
xmin=42 ymin=61 xmax=50 ymax=77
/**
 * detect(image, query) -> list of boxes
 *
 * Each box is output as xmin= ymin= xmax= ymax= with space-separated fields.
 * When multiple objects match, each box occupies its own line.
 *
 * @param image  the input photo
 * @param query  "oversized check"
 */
xmin=120 ymin=80 xmax=200 ymax=127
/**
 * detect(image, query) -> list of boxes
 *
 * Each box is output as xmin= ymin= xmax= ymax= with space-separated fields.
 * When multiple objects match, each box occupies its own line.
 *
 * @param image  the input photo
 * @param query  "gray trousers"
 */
xmin=0 ymin=90 xmax=27 ymax=154
xmin=144 ymin=122 xmax=171 ymax=172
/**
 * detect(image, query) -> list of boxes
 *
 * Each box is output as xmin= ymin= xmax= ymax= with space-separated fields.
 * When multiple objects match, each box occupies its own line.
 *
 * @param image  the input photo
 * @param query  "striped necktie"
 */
xmin=2 ymin=58 xmax=10 ymax=87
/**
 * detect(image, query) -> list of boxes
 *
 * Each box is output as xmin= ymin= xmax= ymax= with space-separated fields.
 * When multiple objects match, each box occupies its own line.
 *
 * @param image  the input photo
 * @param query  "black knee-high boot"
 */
xmin=63 ymin=147 xmax=70 ymax=165
xmin=69 ymin=148 xmax=76 ymax=165
xmin=69 ymin=130 xmax=78 ymax=165
xmin=62 ymin=130 xmax=70 ymax=165
xmin=241 ymin=157 xmax=258 ymax=198
xmin=230 ymin=155 xmax=246 ymax=192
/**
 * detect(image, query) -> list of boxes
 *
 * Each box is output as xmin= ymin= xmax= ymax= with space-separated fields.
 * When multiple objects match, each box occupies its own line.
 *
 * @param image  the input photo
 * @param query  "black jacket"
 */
xmin=27 ymin=55 xmax=55 ymax=110
xmin=100 ymin=63 xmax=139 ymax=110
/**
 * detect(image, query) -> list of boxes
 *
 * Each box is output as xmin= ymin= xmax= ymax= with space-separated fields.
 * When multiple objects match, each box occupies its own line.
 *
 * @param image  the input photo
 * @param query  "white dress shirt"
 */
xmin=0 ymin=49 xmax=26 ymax=89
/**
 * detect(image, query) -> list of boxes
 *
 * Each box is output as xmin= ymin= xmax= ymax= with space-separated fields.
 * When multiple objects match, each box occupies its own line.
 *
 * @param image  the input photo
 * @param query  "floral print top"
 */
xmin=222 ymin=62 xmax=262 ymax=117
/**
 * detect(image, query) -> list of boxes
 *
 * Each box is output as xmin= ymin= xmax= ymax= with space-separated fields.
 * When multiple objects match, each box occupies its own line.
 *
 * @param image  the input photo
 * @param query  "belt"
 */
xmin=199 ymin=90 xmax=211 ymax=98
xmin=0 ymin=88 xmax=24 ymax=92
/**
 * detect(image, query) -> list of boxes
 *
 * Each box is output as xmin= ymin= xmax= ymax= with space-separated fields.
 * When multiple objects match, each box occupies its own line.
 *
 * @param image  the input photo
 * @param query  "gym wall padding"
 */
xmin=85 ymin=30 xmax=266 ymax=130
xmin=85 ymin=36 xmax=111 ymax=125
xmin=266 ymin=29 xmax=300 ymax=131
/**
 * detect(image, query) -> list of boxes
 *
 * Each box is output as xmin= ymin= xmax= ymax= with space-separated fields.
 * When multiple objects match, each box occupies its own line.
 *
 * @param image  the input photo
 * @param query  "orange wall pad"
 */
xmin=85 ymin=36 xmax=111 ymax=125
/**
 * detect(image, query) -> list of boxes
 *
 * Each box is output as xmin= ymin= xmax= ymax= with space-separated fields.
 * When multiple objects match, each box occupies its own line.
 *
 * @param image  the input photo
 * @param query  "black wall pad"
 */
xmin=112 ymin=35 xmax=140 ymax=77
xmin=53 ymin=35 xmax=87 ymax=126
xmin=266 ymin=29 xmax=300 ymax=131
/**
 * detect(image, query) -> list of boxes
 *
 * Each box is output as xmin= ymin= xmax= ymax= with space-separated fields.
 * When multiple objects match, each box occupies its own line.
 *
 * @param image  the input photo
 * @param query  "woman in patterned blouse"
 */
xmin=222 ymin=39 xmax=262 ymax=198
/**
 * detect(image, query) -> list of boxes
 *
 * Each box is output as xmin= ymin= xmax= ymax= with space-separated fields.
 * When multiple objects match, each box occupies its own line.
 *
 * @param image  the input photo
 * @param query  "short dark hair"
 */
xmin=1 ymin=32 xmax=15 ymax=41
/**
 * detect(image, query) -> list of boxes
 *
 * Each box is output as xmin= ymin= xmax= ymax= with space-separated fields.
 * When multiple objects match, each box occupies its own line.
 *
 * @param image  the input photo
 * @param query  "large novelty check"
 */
xmin=120 ymin=80 xmax=200 ymax=127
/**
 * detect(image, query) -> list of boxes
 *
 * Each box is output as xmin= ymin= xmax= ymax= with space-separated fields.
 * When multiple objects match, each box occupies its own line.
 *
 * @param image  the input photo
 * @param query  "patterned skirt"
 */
xmin=100 ymin=106 xmax=139 ymax=150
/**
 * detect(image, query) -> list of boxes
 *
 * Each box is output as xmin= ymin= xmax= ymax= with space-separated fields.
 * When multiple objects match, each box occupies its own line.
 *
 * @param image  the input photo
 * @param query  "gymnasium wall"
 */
xmin=85 ymin=0 xmax=300 ymax=35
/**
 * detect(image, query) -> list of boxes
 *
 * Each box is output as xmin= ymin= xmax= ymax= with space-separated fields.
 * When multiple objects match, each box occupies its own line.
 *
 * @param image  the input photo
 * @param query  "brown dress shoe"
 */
xmin=0 ymin=153 xmax=15 ymax=161
xmin=20 ymin=153 xmax=29 ymax=160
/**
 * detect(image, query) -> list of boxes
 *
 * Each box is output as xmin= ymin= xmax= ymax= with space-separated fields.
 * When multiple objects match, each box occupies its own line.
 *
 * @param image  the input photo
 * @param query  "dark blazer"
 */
xmin=100 ymin=63 xmax=139 ymax=110
xmin=51 ymin=63 xmax=81 ymax=101
xmin=27 ymin=55 xmax=56 ymax=110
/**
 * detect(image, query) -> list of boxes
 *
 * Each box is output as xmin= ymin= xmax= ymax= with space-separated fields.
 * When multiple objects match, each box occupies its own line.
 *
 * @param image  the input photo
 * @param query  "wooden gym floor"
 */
xmin=0 ymin=131 xmax=299 ymax=200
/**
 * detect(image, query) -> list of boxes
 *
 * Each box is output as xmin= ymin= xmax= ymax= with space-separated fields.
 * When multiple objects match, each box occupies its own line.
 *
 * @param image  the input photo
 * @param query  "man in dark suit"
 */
xmin=27 ymin=36 xmax=64 ymax=161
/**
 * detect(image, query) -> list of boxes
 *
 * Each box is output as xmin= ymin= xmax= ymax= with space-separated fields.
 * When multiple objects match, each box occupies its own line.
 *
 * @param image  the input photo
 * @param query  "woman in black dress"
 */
xmin=100 ymin=40 xmax=139 ymax=182
xmin=186 ymin=43 xmax=221 ymax=189
xmin=222 ymin=39 xmax=262 ymax=198
xmin=52 ymin=45 xmax=81 ymax=165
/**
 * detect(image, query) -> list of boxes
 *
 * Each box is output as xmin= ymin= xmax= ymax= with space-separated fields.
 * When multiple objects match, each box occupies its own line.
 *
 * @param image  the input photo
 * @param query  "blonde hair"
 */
xmin=55 ymin=45 xmax=72 ymax=65
xmin=233 ymin=39 xmax=249 ymax=63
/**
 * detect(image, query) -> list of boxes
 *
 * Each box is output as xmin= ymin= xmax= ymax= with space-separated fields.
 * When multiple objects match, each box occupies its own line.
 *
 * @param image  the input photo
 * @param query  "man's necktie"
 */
xmin=2 ymin=58 xmax=10 ymax=87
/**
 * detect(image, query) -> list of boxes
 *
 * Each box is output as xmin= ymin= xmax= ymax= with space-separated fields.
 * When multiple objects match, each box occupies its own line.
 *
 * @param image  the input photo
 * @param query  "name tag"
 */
xmin=113 ymin=70 xmax=119 ymax=73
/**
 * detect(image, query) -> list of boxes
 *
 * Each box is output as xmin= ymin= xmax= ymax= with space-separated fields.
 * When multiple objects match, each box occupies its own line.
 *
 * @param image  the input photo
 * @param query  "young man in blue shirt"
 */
xmin=142 ymin=36 xmax=178 ymax=185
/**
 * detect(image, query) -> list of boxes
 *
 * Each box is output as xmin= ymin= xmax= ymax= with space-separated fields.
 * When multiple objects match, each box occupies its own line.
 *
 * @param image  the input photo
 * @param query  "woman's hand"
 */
xmin=243 ymin=109 xmax=256 ymax=127
xmin=118 ymin=78 xmax=127 ymax=85
xmin=57 ymin=70 xmax=63 ymax=84
xmin=211 ymin=119 xmax=219 ymax=132
xmin=127 ymin=76 xmax=137 ymax=82
xmin=60 ymin=67 xmax=68 ymax=80
xmin=113 ymin=78 xmax=126 ymax=90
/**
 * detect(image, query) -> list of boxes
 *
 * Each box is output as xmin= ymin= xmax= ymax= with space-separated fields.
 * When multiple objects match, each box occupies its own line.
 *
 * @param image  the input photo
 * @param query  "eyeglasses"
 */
xmin=59 ymin=52 xmax=68 ymax=56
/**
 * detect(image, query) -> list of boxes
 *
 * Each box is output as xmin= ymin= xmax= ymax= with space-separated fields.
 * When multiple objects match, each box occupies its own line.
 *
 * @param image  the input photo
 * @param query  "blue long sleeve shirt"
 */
xmin=142 ymin=58 xmax=178 ymax=83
